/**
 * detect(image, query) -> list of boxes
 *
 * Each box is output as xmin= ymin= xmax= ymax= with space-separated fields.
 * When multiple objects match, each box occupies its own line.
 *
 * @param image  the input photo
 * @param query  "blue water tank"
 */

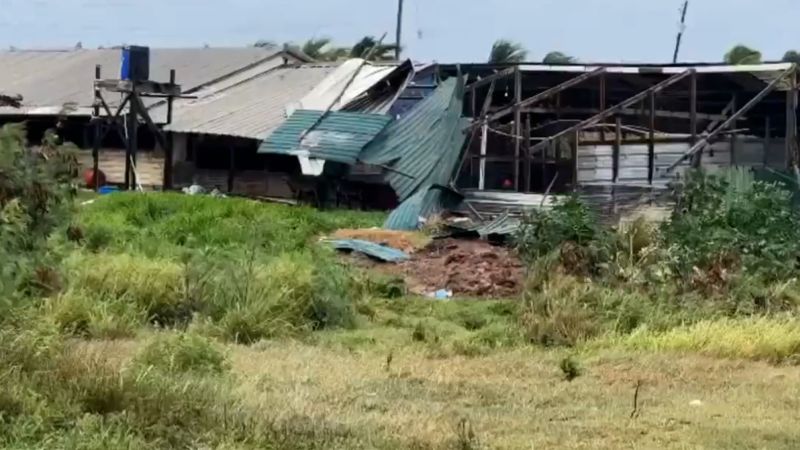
xmin=120 ymin=46 xmax=150 ymax=81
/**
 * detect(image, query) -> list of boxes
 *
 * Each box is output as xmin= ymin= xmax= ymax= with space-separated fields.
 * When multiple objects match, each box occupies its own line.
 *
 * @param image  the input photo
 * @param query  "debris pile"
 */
xmin=399 ymin=238 xmax=523 ymax=298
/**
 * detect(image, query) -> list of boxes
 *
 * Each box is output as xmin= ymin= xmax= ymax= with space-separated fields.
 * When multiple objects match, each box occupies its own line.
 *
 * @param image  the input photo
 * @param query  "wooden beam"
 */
xmin=786 ymin=69 xmax=798 ymax=170
xmin=572 ymin=130 xmax=580 ymax=190
xmin=730 ymin=94 xmax=737 ymax=166
xmin=517 ymin=106 xmax=730 ymax=122
xmin=530 ymin=69 xmax=694 ymax=157
xmin=648 ymin=91 xmax=656 ymax=184
xmin=692 ymin=98 xmax=735 ymax=168
xmin=92 ymin=65 xmax=102 ymax=191
xmin=613 ymin=116 xmax=622 ymax=183
xmin=668 ymin=67 xmax=793 ymax=172
xmin=690 ymin=70 xmax=697 ymax=145
xmin=764 ymin=116 xmax=771 ymax=167
xmin=599 ymin=73 xmax=607 ymax=144
xmin=514 ymin=67 xmax=522 ymax=191
xmin=465 ymin=67 xmax=515 ymax=91
xmin=480 ymin=68 xmax=606 ymax=126
xmin=525 ymin=114 xmax=532 ymax=192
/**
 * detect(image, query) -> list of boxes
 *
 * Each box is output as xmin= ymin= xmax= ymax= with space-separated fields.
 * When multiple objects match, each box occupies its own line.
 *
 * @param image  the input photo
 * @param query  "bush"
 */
xmin=134 ymin=332 xmax=229 ymax=375
xmin=663 ymin=169 xmax=800 ymax=282
xmin=515 ymin=195 xmax=610 ymax=274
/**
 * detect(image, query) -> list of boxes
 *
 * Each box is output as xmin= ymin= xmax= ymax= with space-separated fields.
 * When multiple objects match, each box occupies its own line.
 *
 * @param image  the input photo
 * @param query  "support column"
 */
xmin=524 ymin=114 xmax=532 ymax=192
xmin=599 ymin=73 xmax=607 ymax=144
xmin=690 ymin=70 xmax=700 ymax=168
xmin=92 ymin=65 xmax=101 ymax=191
xmin=648 ymin=91 xmax=656 ymax=184
xmin=730 ymin=94 xmax=737 ymax=166
xmin=163 ymin=69 xmax=176 ymax=190
xmin=786 ymin=70 xmax=798 ymax=170
xmin=125 ymin=93 xmax=139 ymax=190
xmin=227 ymin=146 xmax=235 ymax=193
xmin=763 ymin=116 xmax=771 ymax=167
xmin=479 ymin=123 xmax=487 ymax=190
xmin=613 ymin=116 xmax=622 ymax=183
xmin=513 ymin=67 xmax=522 ymax=191
xmin=573 ymin=130 xmax=580 ymax=190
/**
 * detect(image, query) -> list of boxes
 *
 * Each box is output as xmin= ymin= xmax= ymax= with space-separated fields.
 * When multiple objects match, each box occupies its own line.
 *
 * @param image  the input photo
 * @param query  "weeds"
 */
xmin=559 ymin=356 xmax=582 ymax=381
xmin=134 ymin=332 xmax=229 ymax=375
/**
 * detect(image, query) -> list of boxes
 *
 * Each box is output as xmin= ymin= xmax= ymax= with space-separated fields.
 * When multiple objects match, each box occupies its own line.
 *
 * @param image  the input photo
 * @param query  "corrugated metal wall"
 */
xmin=577 ymin=138 xmax=786 ymax=186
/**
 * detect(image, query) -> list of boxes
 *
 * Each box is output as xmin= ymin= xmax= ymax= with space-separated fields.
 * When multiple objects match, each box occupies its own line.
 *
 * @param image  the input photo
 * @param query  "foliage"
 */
xmin=558 ymin=356 xmax=582 ymax=381
xmin=301 ymin=37 xmax=350 ymax=62
xmin=0 ymin=124 xmax=77 ymax=299
xmin=543 ymin=51 xmax=577 ymax=64
xmin=488 ymin=39 xmax=528 ymax=63
xmin=515 ymin=195 xmax=609 ymax=272
xmin=134 ymin=332 xmax=229 ymax=375
xmin=662 ymin=169 xmax=800 ymax=282
xmin=782 ymin=50 xmax=800 ymax=64
xmin=724 ymin=45 xmax=762 ymax=65
xmin=349 ymin=36 xmax=399 ymax=62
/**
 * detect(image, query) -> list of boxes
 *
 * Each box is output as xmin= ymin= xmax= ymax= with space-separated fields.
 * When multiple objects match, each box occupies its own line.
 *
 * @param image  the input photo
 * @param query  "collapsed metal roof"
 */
xmin=358 ymin=76 xmax=469 ymax=230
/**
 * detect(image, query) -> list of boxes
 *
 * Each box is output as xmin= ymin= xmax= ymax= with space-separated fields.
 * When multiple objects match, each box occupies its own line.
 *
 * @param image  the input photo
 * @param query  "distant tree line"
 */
xmin=255 ymin=36 xmax=800 ymax=66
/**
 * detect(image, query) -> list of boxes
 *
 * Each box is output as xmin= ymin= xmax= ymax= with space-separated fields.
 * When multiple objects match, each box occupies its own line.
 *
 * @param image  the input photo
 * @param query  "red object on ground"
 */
xmin=83 ymin=168 xmax=106 ymax=189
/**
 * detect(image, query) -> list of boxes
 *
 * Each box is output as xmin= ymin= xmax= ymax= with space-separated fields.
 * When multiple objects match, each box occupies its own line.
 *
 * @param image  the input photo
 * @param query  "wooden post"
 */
xmin=470 ymin=86 xmax=476 ymax=118
xmin=730 ymin=94 xmax=737 ymax=166
xmin=764 ymin=116 xmax=771 ymax=167
xmin=479 ymin=123 xmax=487 ymax=190
xmin=690 ymin=70 xmax=697 ymax=145
xmin=599 ymin=73 xmax=607 ymax=143
xmin=786 ymin=70 xmax=798 ymax=170
xmin=648 ymin=91 xmax=656 ymax=184
xmin=573 ymin=130 xmax=580 ymax=190
xmin=92 ymin=65 xmax=102 ymax=191
xmin=227 ymin=146 xmax=235 ymax=193
xmin=613 ymin=116 xmax=622 ymax=183
xmin=514 ymin=67 xmax=522 ymax=191
xmin=525 ymin=114 xmax=532 ymax=192
xmin=124 ymin=93 xmax=136 ymax=190
xmin=163 ymin=69 xmax=176 ymax=190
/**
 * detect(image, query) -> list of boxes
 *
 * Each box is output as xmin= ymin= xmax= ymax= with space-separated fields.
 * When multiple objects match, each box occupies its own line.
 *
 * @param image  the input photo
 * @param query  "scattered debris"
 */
xmin=332 ymin=229 xmax=431 ymax=254
xmin=398 ymin=238 xmax=523 ymax=297
xmin=182 ymin=184 xmax=205 ymax=195
xmin=427 ymin=289 xmax=453 ymax=299
xmin=329 ymin=239 xmax=410 ymax=263
xmin=689 ymin=399 xmax=704 ymax=407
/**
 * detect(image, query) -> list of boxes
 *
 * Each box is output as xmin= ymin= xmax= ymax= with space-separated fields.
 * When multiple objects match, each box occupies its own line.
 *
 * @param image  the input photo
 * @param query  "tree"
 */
xmin=782 ymin=50 xmax=800 ymax=64
xmin=349 ymin=36 xmax=398 ymax=62
xmin=724 ymin=45 xmax=762 ymax=65
xmin=543 ymin=51 xmax=577 ymax=64
xmin=253 ymin=40 xmax=276 ymax=49
xmin=488 ymin=39 xmax=528 ymax=64
xmin=299 ymin=38 xmax=350 ymax=62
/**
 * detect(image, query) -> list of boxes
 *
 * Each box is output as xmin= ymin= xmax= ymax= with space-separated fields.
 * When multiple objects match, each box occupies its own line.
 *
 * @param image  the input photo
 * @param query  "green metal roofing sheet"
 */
xmin=358 ymin=75 xmax=468 ymax=230
xmin=360 ymin=76 xmax=467 ymax=202
xmin=258 ymin=109 xmax=392 ymax=165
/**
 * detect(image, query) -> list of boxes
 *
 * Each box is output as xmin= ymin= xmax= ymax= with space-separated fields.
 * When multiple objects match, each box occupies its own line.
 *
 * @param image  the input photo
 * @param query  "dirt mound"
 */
xmin=399 ymin=238 xmax=523 ymax=298
xmin=332 ymin=229 xmax=431 ymax=254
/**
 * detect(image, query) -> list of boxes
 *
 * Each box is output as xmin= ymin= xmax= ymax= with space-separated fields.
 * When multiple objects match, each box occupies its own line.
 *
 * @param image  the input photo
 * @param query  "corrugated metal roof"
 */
xmin=0 ymin=47 xmax=285 ymax=114
xmin=328 ymin=239 xmax=410 ymax=262
xmin=259 ymin=110 xmax=392 ymax=164
xmin=291 ymin=59 xmax=398 ymax=112
xmin=163 ymin=64 xmax=337 ymax=139
xmin=360 ymin=76 xmax=467 ymax=201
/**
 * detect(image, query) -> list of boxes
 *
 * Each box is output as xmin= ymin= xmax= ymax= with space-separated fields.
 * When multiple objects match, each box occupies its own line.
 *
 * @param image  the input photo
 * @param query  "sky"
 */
xmin=0 ymin=0 xmax=797 ymax=63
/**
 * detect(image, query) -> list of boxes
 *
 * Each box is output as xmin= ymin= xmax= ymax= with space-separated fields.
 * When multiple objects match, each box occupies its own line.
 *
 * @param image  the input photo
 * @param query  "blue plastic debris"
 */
xmin=328 ymin=239 xmax=410 ymax=263
xmin=98 ymin=186 xmax=119 ymax=195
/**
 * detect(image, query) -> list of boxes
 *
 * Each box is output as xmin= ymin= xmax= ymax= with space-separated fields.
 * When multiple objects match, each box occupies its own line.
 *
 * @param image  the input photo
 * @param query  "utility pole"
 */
xmin=395 ymin=0 xmax=404 ymax=60
xmin=672 ymin=0 xmax=689 ymax=63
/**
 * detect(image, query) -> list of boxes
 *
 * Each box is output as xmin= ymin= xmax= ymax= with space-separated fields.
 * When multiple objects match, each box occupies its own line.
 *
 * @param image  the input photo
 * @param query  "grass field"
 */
xmin=3 ymin=192 xmax=800 ymax=449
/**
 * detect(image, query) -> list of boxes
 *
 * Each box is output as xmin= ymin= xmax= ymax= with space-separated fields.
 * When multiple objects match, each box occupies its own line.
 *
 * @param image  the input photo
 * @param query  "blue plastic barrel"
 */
xmin=120 ymin=46 xmax=150 ymax=81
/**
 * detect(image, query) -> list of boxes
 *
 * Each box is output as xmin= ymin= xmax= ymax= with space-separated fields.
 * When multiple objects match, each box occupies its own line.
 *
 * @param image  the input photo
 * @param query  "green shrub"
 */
xmin=559 ymin=356 xmax=582 ymax=381
xmin=662 ymin=168 xmax=800 ymax=282
xmin=515 ymin=195 xmax=609 ymax=271
xmin=134 ymin=332 xmax=229 ymax=375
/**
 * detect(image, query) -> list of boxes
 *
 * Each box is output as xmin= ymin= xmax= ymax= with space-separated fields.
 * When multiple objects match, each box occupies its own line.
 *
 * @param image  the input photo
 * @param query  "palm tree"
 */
xmin=782 ymin=50 xmax=800 ymax=64
xmin=253 ymin=39 xmax=276 ymax=49
xmin=724 ymin=45 xmax=762 ymax=65
xmin=543 ymin=51 xmax=577 ymax=64
xmin=488 ymin=39 xmax=528 ymax=64
xmin=302 ymin=38 xmax=334 ymax=61
xmin=349 ymin=36 xmax=398 ymax=62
